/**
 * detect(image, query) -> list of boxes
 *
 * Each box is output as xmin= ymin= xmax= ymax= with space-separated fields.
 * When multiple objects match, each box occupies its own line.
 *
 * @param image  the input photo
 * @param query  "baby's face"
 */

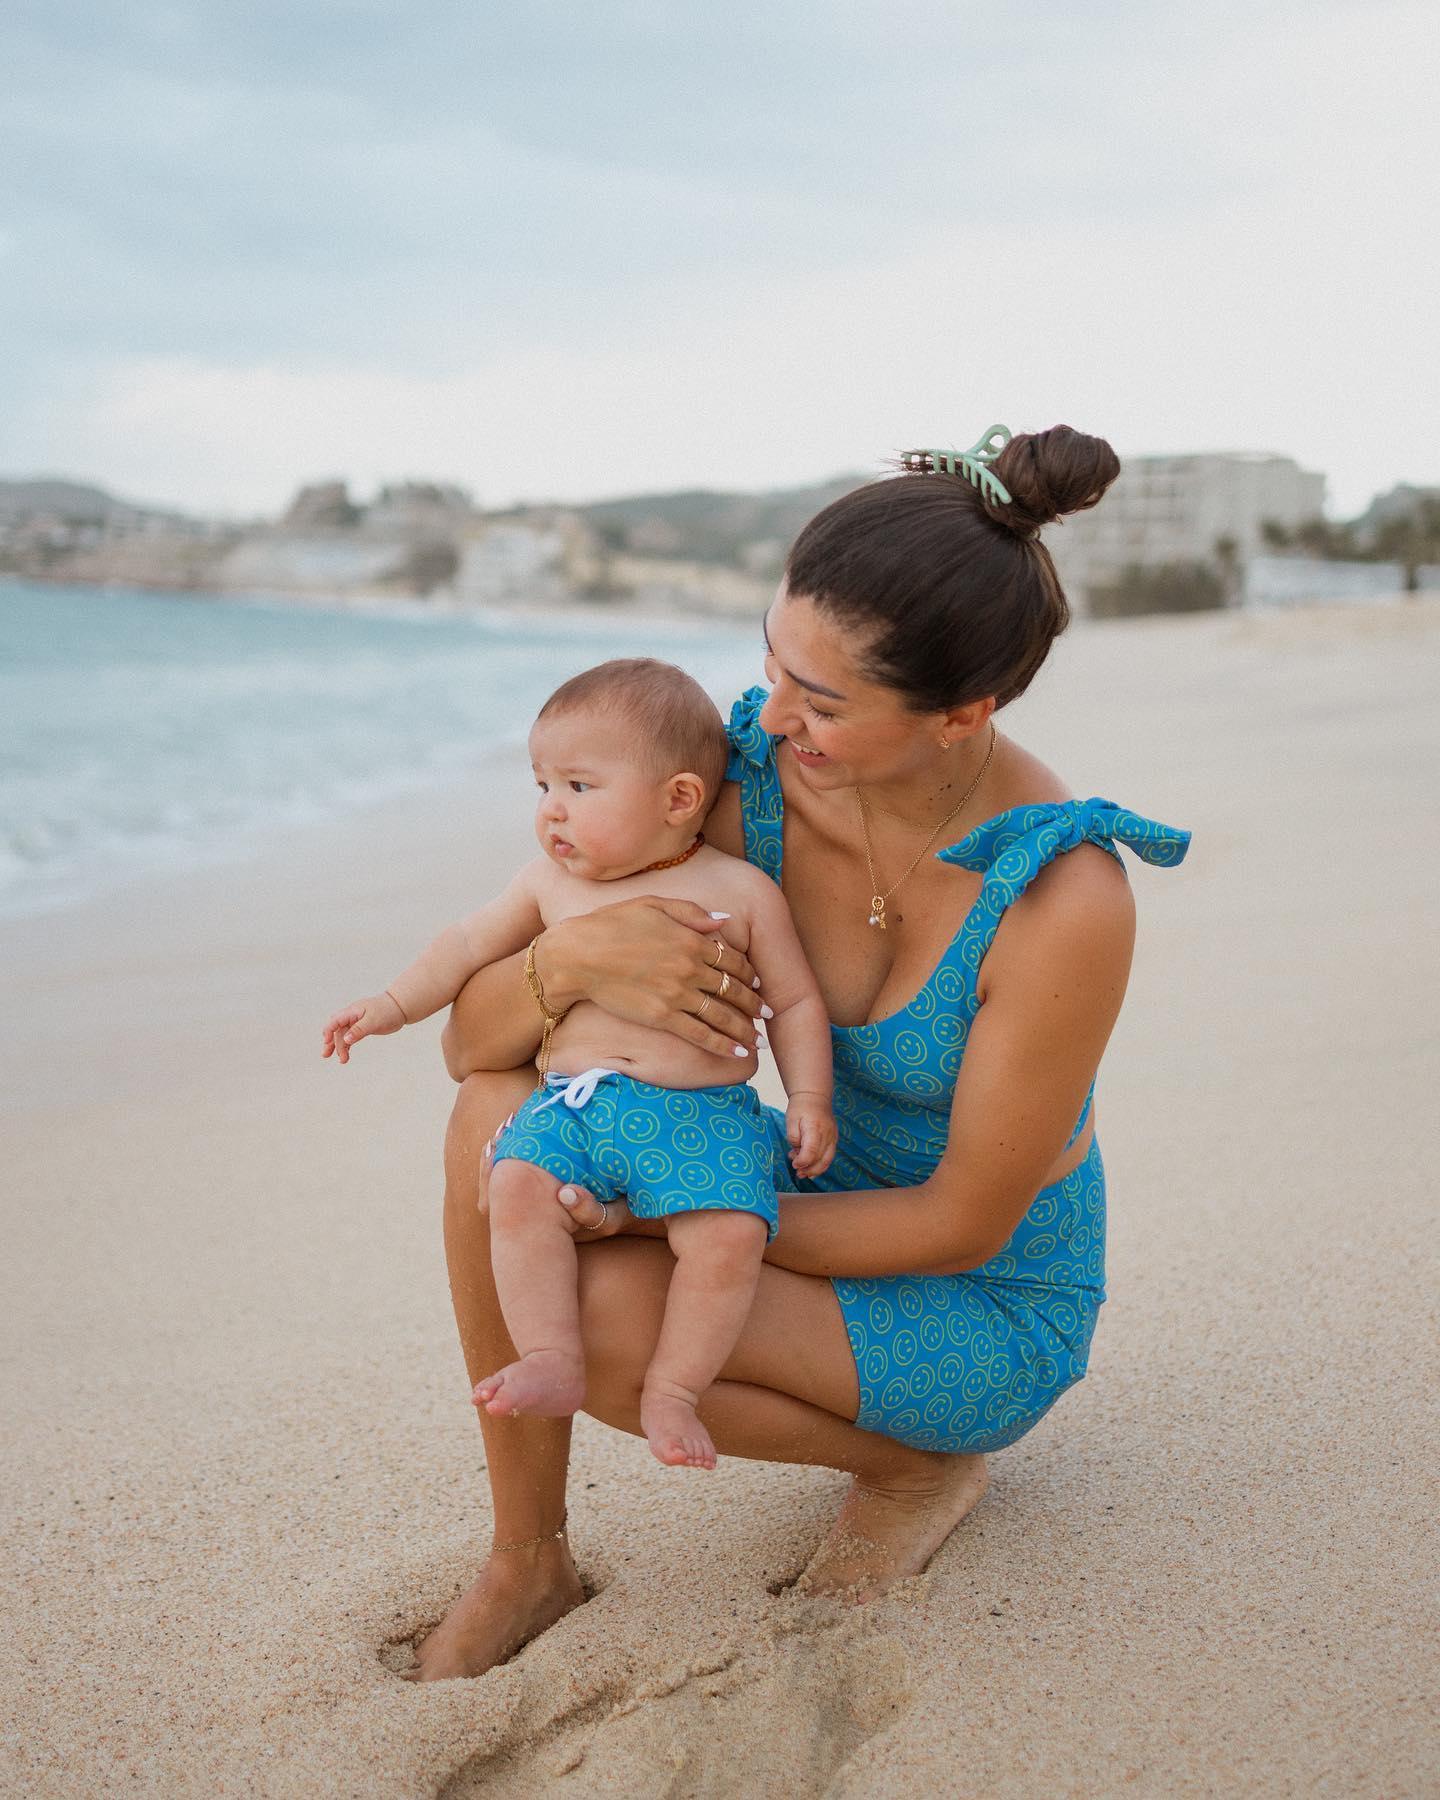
xmin=528 ymin=707 xmax=675 ymax=879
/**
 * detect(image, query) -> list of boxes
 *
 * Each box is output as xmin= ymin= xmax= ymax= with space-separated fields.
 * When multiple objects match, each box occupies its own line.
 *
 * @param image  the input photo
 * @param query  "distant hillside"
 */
xmin=504 ymin=474 xmax=868 ymax=571
xmin=0 ymin=476 xmax=186 ymax=525
xmin=0 ymin=468 xmax=873 ymax=607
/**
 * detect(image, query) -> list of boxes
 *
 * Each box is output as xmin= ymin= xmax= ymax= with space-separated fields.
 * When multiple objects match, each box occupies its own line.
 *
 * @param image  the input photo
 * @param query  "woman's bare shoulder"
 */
xmin=994 ymin=843 xmax=1136 ymax=996
xmin=976 ymin=743 xmax=1137 ymax=976
xmin=984 ymin=737 xmax=1073 ymax=812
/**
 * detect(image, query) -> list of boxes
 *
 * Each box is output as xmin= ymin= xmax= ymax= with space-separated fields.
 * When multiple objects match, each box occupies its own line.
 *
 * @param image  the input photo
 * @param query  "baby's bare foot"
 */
xmin=473 ymin=1349 xmax=585 ymax=1418
xmin=640 ymin=1380 xmax=716 ymax=1469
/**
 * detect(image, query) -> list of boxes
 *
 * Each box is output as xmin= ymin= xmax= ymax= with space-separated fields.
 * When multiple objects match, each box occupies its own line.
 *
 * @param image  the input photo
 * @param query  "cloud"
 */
xmin=1 ymin=0 xmax=1436 ymax=514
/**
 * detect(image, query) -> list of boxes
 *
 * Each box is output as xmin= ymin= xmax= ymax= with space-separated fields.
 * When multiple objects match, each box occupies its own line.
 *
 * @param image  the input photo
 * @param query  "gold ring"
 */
xmin=696 ymin=995 xmax=713 ymax=1021
xmin=707 ymin=938 xmax=725 ymax=969
xmin=717 ymin=971 xmax=732 ymax=1000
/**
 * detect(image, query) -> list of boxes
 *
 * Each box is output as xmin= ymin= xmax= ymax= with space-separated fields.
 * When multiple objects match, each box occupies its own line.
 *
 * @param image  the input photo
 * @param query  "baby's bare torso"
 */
xmin=536 ymin=845 xmax=763 ymax=1088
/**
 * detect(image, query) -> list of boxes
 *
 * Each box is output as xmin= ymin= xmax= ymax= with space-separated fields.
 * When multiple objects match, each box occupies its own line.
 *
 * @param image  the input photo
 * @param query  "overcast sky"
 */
xmin=2 ymin=0 xmax=1436 ymax=518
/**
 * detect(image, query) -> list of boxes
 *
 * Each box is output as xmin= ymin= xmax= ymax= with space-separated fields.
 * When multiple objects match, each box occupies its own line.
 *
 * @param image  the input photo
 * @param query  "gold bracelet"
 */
xmin=523 ymin=933 xmax=568 ymax=1082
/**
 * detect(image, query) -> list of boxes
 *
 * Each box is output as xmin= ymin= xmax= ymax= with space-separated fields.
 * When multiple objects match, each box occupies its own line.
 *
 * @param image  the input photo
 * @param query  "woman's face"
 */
xmin=758 ymin=586 xmax=959 ymax=792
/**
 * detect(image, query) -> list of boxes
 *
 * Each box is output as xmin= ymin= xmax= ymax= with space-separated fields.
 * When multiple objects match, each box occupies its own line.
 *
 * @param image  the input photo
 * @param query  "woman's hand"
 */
xmin=537 ymin=897 xmax=767 ymax=1057
xmin=555 ymin=1185 xmax=655 ymax=1240
xmin=478 ymin=1127 xmax=657 ymax=1240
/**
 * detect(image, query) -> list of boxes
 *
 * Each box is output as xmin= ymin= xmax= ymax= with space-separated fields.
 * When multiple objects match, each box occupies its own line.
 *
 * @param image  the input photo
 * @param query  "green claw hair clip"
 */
xmin=901 ymin=425 xmax=1014 ymax=506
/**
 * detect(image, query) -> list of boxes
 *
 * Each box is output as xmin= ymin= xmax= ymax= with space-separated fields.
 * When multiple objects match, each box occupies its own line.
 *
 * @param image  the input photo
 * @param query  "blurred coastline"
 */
xmin=0 ymin=577 xmax=760 ymax=920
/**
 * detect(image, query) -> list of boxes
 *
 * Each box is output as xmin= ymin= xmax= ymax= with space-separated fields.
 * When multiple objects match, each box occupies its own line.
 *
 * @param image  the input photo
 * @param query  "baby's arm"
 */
xmin=322 ymin=865 xmax=544 ymax=1063
xmin=742 ymin=878 xmax=836 ymax=1178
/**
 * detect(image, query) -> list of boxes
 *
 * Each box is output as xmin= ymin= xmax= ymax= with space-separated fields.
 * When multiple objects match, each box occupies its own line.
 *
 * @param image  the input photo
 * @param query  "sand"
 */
xmin=3 ymin=599 xmax=1437 ymax=1797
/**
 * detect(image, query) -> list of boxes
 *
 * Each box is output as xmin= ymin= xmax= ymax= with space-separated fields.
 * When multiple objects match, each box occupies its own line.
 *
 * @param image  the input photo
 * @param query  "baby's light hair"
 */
xmin=537 ymin=658 xmax=729 ymax=804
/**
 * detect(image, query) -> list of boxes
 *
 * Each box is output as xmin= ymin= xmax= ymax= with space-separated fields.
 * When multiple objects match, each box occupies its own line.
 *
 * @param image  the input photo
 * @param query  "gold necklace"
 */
xmin=855 ymin=725 xmax=996 ymax=930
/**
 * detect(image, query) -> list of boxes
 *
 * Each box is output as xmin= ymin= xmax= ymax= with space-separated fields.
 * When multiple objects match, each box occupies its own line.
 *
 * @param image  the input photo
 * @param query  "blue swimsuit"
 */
xmin=493 ymin=1069 xmax=779 ymax=1237
xmin=727 ymin=687 xmax=1190 ymax=1454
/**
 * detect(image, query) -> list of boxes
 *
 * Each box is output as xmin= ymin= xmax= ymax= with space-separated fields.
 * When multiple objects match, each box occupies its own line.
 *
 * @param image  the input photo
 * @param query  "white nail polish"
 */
xmin=558 ymin=1188 xmax=576 ymax=1204
xmin=733 ymin=1045 xmax=748 ymax=1057
xmin=751 ymin=976 xmax=761 ymax=989
xmin=760 ymin=1004 xmax=774 ymax=1020
xmin=709 ymin=911 xmax=732 ymax=920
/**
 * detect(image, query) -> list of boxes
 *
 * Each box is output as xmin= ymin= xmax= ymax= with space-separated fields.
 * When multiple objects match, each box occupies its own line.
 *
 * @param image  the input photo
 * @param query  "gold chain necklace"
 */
xmin=855 ymin=725 xmax=996 ymax=930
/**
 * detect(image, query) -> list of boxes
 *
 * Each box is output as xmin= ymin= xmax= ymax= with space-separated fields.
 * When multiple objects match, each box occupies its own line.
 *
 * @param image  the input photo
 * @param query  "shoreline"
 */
xmin=6 ymin=587 xmax=1429 ymax=933
xmin=0 ymin=580 xmax=763 ymax=927
xmin=4 ymin=599 xmax=1437 ymax=1795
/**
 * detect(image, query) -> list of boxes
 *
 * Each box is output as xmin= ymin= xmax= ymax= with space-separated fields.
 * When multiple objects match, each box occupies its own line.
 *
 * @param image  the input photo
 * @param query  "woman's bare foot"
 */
xmin=640 ymin=1379 xmax=717 ymax=1469
xmin=402 ymin=1540 xmax=584 ymax=1681
xmin=799 ymin=1453 xmax=989 ymax=1600
xmin=473 ymin=1348 xmax=585 ymax=1418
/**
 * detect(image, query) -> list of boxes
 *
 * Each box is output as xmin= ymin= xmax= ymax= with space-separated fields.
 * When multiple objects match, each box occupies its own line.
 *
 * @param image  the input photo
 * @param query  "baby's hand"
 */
xmin=786 ymin=1091 xmax=837 ymax=1179
xmin=321 ymin=993 xmax=405 ymax=1063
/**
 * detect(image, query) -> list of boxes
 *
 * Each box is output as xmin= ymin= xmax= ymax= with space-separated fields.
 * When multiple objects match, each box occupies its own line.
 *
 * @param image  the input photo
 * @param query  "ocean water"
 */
xmin=0 ymin=580 xmax=762 ymax=919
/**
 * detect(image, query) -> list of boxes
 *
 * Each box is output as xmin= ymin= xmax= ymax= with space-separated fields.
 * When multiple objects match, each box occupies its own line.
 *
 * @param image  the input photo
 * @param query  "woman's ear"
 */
xmin=937 ymin=695 xmax=996 ymax=748
xmin=665 ymin=772 xmax=709 ymax=827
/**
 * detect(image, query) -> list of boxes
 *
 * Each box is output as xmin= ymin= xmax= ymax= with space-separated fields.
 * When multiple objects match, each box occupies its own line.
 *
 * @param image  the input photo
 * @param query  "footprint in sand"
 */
xmin=440 ymin=1622 xmax=912 ymax=1798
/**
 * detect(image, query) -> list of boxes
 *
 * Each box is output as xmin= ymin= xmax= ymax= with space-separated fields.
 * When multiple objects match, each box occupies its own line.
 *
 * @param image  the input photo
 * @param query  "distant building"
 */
xmin=1242 ymin=556 xmax=1407 ymax=606
xmin=365 ymin=481 xmax=477 ymax=536
xmin=451 ymin=515 xmax=594 ymax=605
xmin=1352 ymin=483 xmax=1440 ymax=547
xmin=1044 ymin=453 xmax=1326 ymax=611
xmin=215 ymin=536 xmax=415 ymax=595
xmin=281 ymin=481 xmax=360 ymax=531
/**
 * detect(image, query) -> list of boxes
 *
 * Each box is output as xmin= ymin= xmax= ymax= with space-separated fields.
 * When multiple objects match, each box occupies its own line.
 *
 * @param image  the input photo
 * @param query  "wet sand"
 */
xmin=3 ymin=600 xmax=1436 ymax=1796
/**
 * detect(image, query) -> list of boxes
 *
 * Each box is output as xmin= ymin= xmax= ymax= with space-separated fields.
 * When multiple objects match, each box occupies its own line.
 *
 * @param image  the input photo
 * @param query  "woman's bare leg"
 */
xmin=408 ymin=1071 xmax=584 ymax=1682
xmin=579 ymin=1240 xmax=989 ymax=1599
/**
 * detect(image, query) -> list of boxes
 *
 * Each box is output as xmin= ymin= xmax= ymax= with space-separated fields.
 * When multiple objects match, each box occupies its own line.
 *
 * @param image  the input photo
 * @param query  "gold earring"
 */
xmin=938 ymin=737 xmax=950 ymax=751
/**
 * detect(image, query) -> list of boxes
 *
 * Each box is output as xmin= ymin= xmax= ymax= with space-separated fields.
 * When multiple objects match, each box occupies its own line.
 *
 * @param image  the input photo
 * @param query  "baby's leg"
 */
xmin=642 ymin=1210 xmax=769 ymax=1469
xmin=474 ymin=1158 xmax=587 ymax=1419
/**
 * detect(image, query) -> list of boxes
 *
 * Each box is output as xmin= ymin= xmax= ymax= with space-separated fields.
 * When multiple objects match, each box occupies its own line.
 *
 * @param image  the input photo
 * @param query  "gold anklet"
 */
xmin=492 ymin=1511 xmax=568 ymax=1554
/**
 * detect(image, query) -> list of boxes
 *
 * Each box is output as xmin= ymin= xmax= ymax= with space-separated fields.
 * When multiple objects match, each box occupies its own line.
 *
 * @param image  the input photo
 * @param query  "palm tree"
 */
xmin=1369 ymin=497 xmax=1440 ymax=593
xmin=1213 ymin=535 xmax=1242 ymax=605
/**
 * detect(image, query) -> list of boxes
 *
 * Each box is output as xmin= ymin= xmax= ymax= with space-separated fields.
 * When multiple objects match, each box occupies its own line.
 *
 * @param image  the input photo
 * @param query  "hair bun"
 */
xmin=993 ymin=425 xmax=1120 ymax=534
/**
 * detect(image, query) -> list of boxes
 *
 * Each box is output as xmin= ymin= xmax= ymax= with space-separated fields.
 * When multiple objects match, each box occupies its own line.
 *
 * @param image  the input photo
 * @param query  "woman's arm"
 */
xmin=440 ymin=895 xmax=767 ymax=1082
xmin=763 ymin=849 xmax=1136 ymax=1278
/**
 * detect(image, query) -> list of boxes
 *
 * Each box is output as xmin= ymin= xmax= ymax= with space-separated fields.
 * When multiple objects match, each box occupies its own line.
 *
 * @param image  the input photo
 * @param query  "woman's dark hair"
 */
xmin=784 ymin=425 xmax=1120 ymax=710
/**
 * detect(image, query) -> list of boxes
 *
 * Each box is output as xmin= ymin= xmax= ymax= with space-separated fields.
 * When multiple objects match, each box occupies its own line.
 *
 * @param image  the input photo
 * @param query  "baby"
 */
xmin=323 ymin=658 xmax=835 ymax=1470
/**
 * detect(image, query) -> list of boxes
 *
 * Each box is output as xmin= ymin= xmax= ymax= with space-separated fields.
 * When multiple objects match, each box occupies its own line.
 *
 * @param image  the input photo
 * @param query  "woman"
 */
xmin=409 ymin=424 xmax=1189 ymax=1682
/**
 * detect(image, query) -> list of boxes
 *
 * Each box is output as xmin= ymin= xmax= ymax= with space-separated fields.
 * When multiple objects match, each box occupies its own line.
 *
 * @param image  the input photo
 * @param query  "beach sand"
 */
xmin=3 ymin=600 xmax=1436 ymax=1797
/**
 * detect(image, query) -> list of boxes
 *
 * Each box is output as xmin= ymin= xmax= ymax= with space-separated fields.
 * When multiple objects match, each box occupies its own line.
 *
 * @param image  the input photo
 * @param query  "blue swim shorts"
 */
xmin=491 ymin=1068 xmax=779 ymax=1238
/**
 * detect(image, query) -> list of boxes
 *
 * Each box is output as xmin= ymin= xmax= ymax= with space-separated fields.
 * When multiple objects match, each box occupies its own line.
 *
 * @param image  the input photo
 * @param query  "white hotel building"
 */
xmin=1043 ymin=452 xmax=1326 ymax=611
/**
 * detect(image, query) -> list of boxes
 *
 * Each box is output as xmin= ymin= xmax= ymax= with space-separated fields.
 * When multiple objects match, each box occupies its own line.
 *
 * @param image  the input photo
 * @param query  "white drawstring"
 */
xmin=535 ymin=1066 xmax=620 ymax=1112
